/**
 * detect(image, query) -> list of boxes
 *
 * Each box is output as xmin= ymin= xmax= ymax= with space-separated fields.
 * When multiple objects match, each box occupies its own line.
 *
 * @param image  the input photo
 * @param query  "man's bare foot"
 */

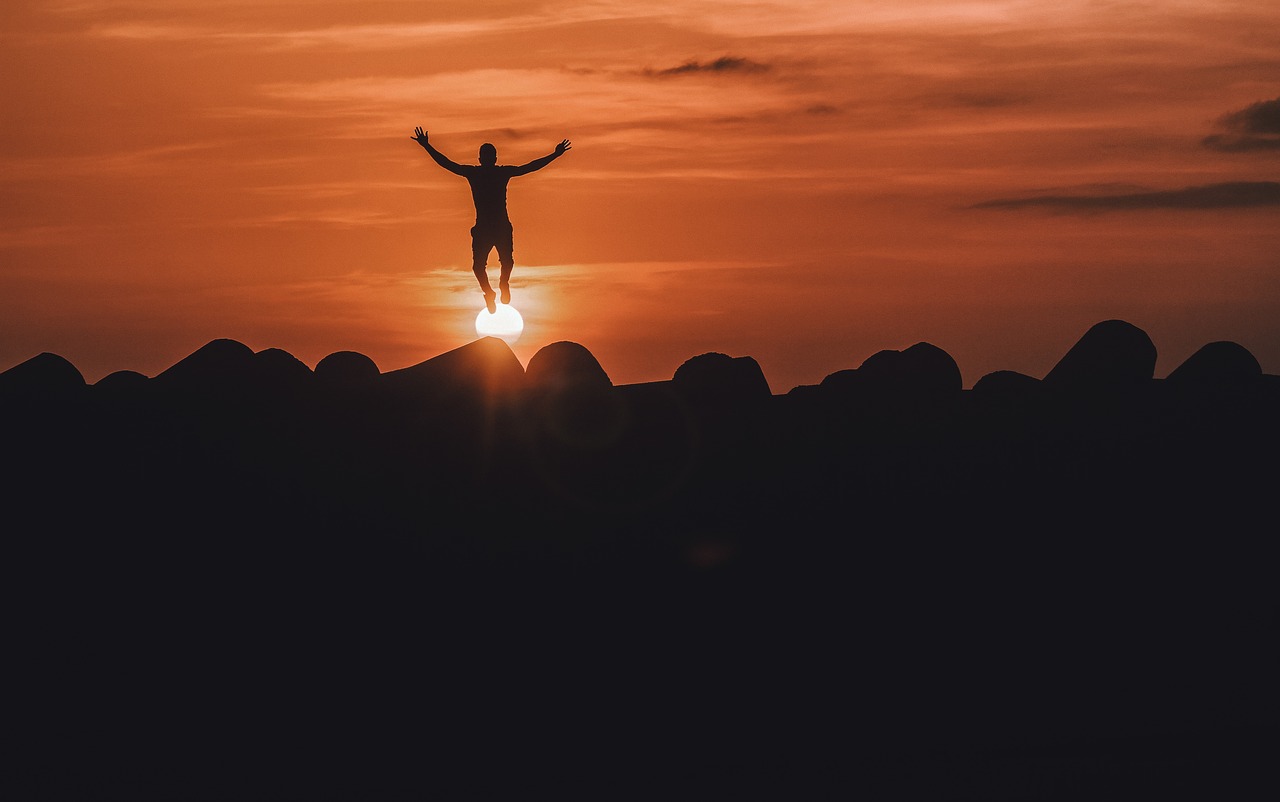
xmin=499 ymin=282 xmax=511 ymax=305
xmin=483 ymin=289 xmax=496 ymax=314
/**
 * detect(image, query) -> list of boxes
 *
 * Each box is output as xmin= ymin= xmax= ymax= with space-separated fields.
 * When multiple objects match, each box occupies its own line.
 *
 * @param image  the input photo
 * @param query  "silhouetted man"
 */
xmin=412 ymin=127 xmax=571 ymax=313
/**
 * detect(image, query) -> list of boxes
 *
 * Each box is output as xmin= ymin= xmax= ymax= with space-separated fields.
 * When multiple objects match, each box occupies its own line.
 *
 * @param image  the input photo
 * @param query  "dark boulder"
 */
xmin=818 ymin=368 xmax=860 ymax=393
xmin=154 ymin=338 xmax=256 ymax=391
xmin=821 ymin=342 xmax=961 ymax=400
xmin=381 ymin=336 xmax=524 ymax=400
xmin=874 ymin=342 xmax=962 ymax=394
xmin=972 ymin=370 xmax=1042 ymax=398
xmin=524 ymin=342 xmax=626 ymax=452
xmin=783 ymin=383 xmax=823 ymax=400
xmin=525 ymin=341 xmax=612 ymax=393
xmin=1043 ymin=320 xmax=1156 ymax=390
xmin=93 ymin=369 xmax=151 ymax=403
xmin=252 ymin=347 xmax=313 ymax=392
xmin=315 ymin=351 xmax=380 ymax=386
xmin=672 ymin=352 xmax=771 ymax=404
xmin=1166 ymin=341 xmax=1262 ymax=387
xmin=0 ymin=352 xmax=85 ymax=399
xmin=95 ymin=369 xmax=149 ymax=390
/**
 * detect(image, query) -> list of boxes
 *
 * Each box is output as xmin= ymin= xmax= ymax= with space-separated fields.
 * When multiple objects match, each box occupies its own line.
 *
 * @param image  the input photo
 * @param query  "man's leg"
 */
xmin=498 ymin=262 xmax=512 ymax=305
xmin=471 ymin=227 xmax=497 ymax=313
xmin=497 ymin=224 xmax=515 ymax=305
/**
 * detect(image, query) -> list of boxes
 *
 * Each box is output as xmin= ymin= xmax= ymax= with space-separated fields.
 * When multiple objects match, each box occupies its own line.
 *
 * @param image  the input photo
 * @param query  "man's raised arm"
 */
xmin=411 ymin=126 xmax=467 ymax=176
xmin=511 ymin=139 xmax=572 ymax=176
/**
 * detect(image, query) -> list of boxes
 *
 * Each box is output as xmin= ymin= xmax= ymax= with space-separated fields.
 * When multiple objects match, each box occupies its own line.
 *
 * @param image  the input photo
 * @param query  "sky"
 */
xmin=3 ymin=0 xmax=1279 ymax=391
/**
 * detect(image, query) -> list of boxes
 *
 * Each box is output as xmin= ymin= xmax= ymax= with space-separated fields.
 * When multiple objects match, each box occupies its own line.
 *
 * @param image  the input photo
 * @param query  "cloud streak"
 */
xmin=88 ymin=21 xmax=502 ymax=48
xmin=644 ymin=56 xmax=770 ymax=77
xmin=255 ymin=65 xmax=809 ymax=154
xmin=1202 ymin=97 xmax=1280 ymax=152
xmin=974 ymin=182 xmax=1280 ymax=211
xmin=1222 ymin=97 xmax=1280 ymax=134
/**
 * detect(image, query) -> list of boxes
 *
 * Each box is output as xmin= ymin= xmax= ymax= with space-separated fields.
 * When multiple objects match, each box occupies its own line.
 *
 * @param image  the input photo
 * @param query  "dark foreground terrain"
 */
xmin=5 ymin=319 xmax=1277 ymax=799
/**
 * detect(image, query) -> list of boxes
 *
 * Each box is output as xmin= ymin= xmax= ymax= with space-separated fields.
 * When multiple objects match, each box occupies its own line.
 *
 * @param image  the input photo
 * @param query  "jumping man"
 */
xmin=411 ymin=126 xmax=571 ymax=313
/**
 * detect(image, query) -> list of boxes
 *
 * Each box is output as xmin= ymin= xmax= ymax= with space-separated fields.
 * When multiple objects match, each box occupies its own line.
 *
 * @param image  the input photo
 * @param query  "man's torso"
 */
xmin=461 ymin=165 xmax=517 ymax=226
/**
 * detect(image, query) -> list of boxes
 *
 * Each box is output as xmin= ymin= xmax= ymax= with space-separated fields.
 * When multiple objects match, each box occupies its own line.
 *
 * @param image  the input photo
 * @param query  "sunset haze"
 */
xmin=4 ymin=0 xmax=1279 ymax=390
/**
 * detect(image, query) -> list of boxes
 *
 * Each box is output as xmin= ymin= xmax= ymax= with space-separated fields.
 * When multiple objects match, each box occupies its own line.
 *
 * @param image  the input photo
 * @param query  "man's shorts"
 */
xmin=471 ymin=222 xmax=514 ymax=268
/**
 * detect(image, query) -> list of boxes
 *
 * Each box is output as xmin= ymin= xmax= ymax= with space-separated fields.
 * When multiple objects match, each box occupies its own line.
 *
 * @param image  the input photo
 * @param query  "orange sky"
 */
xmin=3 ymin=1 xmax=1279 ymax=390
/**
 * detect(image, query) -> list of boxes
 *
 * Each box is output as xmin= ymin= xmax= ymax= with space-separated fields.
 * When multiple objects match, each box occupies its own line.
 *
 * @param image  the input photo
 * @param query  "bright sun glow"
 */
xmin=475 ymin=302 xmax=524 ymax=344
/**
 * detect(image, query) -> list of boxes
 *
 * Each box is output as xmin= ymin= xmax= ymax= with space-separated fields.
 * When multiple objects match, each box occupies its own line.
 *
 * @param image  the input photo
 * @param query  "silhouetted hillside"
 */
xmin=4 ymin=320 xmax=1276 ymax=800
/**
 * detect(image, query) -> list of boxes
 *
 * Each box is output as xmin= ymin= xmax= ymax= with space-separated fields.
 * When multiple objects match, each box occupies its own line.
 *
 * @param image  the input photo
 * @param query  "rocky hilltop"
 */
xmin=5 ymin=320 xmax=1277 ymax=799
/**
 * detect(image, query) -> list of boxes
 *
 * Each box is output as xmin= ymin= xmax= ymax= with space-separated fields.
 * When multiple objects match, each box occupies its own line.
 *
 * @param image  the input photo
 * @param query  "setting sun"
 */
xmin=475 ymin=302 xmax=524 ymax=344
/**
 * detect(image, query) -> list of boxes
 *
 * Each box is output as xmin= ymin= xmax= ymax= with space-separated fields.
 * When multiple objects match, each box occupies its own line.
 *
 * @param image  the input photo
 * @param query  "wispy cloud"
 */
xmin=89 ymin=20 xmax=513 ymax=49
xmin=0 ymin=143 xmax=222 ymax=181
xmin=974 ymin=181 xmax=1280 ymax=211
xmin=1223 ymin=97 xmax=1280 ymax=133
xmin=222 ymin=209 xmax=424 ymax=229
xmin=256 ymin=66 xmax=806 ymax=142
xmin=72 ymin=1 xmax=1064 ymax=53
xmin=644 ymin=56 xmax=770 ymax=78
xmin=1202 ymin=97 xmax=1280 ymax=152
xmin=580 ymin=0 xmax=1034 ymax=37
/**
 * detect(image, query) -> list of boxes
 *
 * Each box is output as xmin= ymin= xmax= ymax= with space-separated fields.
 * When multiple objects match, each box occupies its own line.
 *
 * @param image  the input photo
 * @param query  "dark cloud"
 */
xmin=805 ymin=103 xmax=841 ymax=116
xmin=1202 ymin=133 xmax=1280 ymax=152
xmin=1223 ymin=97 xmax=1280 ymax=134
xmin=974 ymin=181 xmax=1280 ymax=211
xmin=644 ymin=56 xmax=770 ymax=78
xmin=1202 ymin=97 xmax=1280 ymax=152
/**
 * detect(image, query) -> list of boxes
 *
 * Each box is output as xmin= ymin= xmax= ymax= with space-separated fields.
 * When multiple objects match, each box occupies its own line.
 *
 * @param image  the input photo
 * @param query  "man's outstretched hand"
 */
xmin=411 ymin=126 xmax=429 ymax=147
xmin=554 ymin=139 xmax=572 ymax=156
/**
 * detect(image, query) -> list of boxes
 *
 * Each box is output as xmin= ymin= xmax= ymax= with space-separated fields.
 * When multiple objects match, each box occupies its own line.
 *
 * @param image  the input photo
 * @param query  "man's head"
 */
xmin=478 ymin=143 xmax=497 ymax=166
